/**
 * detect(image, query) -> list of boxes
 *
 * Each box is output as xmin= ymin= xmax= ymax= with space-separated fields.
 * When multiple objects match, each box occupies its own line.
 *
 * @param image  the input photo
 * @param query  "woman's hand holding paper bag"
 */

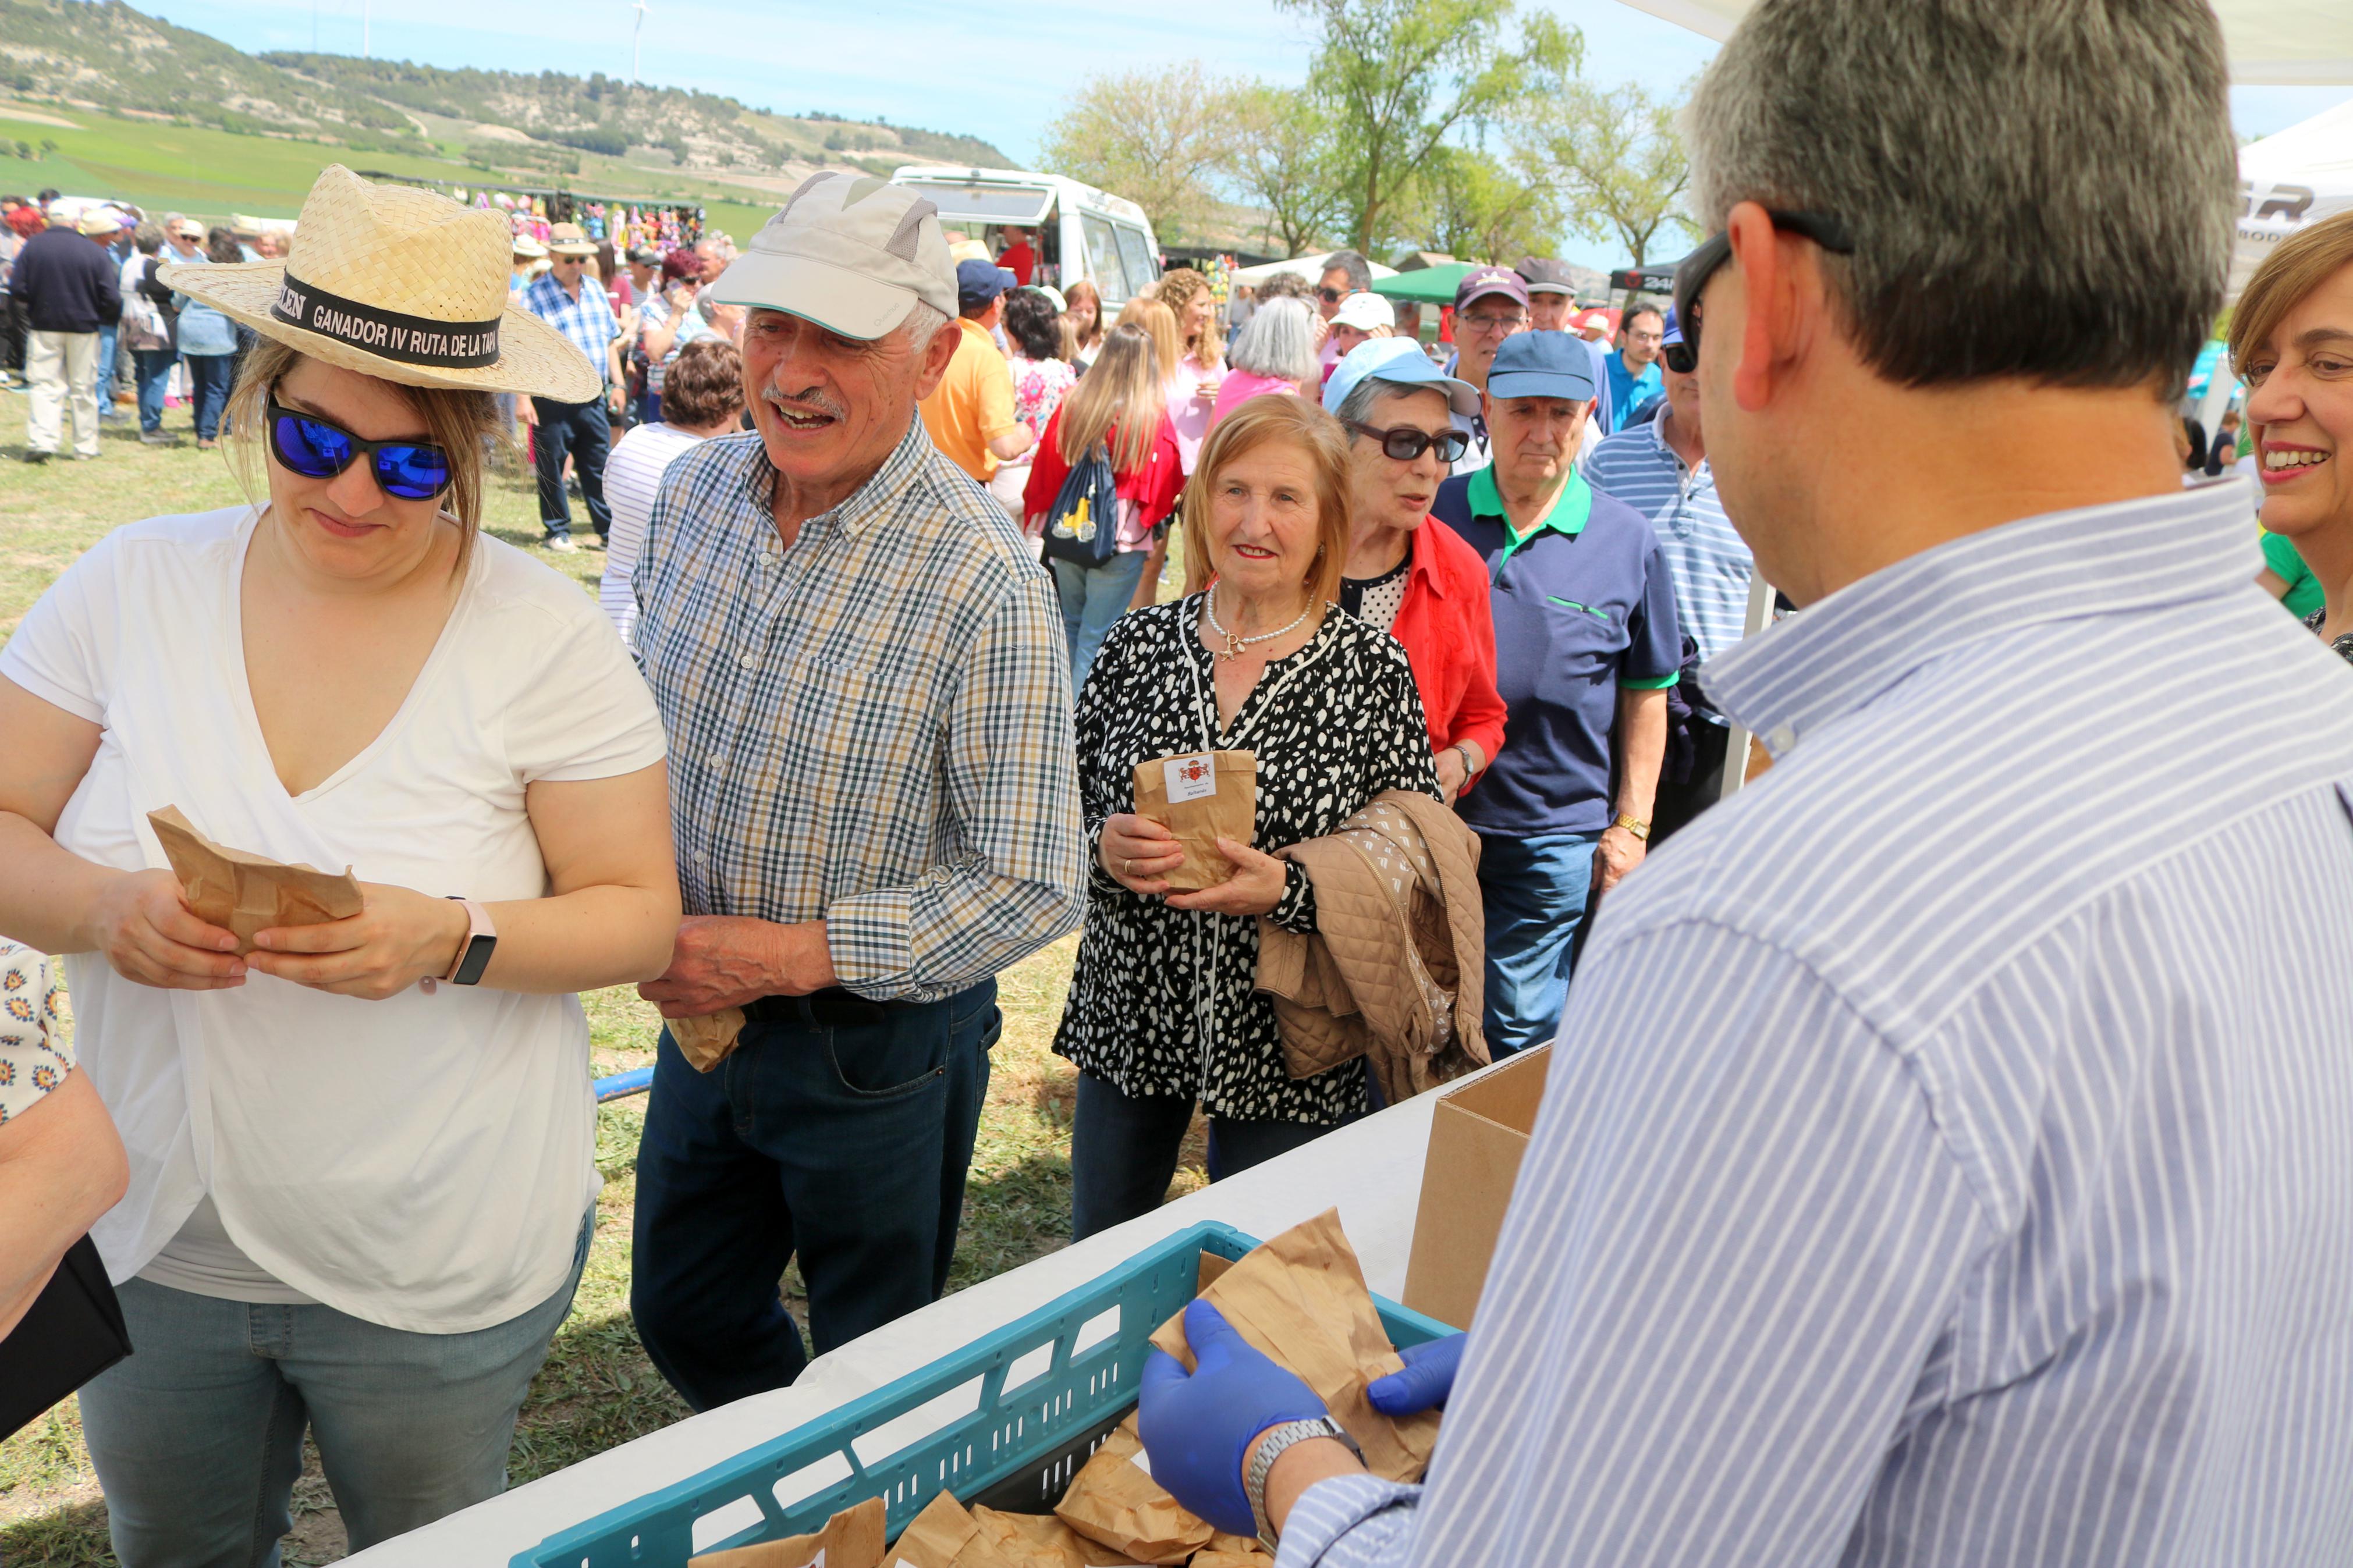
xmin=1101 ymin=815 xmax=1186 ymax=897
xmin=83 ymin=869 xmax=249 ymax=991
xmin=245 ymin=881 xmax=474 ymax=1000
xmin=1162 ymin=839 xmax=1287 ymax=918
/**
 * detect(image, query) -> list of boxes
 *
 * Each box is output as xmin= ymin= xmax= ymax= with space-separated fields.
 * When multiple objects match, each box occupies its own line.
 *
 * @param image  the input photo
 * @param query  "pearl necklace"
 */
xmin=1204 ymin=586 xmax=1312 ymax=662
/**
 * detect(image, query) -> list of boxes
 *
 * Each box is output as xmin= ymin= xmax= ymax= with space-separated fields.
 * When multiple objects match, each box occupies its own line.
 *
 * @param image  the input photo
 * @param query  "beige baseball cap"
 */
xmin=706 ymin=173 xmax=955 ymax=340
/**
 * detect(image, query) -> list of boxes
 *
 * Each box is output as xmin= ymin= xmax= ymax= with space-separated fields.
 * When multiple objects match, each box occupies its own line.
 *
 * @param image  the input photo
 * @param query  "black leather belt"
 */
xmin=742 ymin=988 xmax=922 ymax=1029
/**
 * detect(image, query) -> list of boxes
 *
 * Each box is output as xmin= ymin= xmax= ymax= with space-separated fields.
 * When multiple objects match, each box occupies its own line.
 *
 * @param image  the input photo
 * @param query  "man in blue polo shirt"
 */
xmin=1586 ymin=305 xmax=1754 ymax=841
xmin=1433 ymin=330 xmax=1681 ymax=1055
xmin=1603 ymin=301 xmax=1666 ymax=428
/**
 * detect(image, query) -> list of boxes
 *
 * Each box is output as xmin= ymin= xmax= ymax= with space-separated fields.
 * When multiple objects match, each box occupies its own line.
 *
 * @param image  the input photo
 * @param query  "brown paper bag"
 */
xmin=1191 ymin=1551 xmax=1275 ymax=1568
xmin=967 ymin=1506 xmax=1138 ymax=1568
xmin=885 ymin=1489 xmax=1020 ymax=1568
xmin=672 ymin=1007 xmax=748 ymax=1073
xmin=148 ymin=806 xmax=364 ymax=954
xmin=1131 ymin=751 xmax=1255 ymax=893
xmin=690 ymin=1496 xmax=886 ymax=1568
xmin=1052 ymin=1423 xmax=1212 ymax=1563
xmin=1148 ymin=1209 xmax=1438 ymax=1484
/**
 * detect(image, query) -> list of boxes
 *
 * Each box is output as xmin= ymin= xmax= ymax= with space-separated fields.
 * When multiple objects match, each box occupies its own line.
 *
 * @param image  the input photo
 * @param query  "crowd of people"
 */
xmin=2 ymin=0 xmax=2352 ymax=1560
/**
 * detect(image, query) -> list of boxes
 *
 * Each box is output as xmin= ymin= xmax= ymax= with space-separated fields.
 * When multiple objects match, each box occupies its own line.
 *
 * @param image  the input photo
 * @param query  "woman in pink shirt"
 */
xmin=1211 ymin=297 xmax=1319 ymax=428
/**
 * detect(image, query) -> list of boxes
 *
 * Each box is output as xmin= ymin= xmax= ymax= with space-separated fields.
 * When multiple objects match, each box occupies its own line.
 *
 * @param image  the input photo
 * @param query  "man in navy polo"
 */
xmin=1443 ymin=266 xmax=1529 ymax=476
xmin=1433 ymin=330 xmax=1681 ymax=1055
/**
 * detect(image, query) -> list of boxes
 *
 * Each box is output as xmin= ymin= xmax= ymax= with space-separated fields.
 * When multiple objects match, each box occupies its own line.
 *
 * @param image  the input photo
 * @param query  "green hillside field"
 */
xmin=0 ymin=107 xmax=780 ymax=244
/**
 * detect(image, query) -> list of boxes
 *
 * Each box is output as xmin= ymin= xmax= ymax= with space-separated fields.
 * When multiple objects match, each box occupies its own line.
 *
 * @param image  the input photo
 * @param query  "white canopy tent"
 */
xmin=1613 ymin=0 xmax=2353 ymax=83
xmin=2232 ymin=98 xmax=2353 ymax=298
xmin=1231 ymin=250 xmax=1399 ymax=287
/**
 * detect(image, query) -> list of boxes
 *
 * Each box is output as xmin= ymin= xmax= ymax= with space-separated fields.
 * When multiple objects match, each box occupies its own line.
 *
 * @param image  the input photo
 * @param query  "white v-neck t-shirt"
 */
xmin=0 ymin=507 xmax=668 ymax=1333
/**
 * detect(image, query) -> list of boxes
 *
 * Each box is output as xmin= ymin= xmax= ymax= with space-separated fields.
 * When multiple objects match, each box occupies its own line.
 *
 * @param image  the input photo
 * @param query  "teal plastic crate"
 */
xmin=513 ymin=1220 xmax=1452 ymax=1567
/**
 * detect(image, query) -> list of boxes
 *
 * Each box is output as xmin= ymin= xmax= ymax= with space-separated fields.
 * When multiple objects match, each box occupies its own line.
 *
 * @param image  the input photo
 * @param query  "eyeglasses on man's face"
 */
xmin=1461 ymin=311 xmax=1527 ymax=336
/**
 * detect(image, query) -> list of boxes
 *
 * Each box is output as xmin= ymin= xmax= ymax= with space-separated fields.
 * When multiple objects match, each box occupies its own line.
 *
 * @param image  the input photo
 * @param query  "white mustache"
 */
xmin=764 ymin=387 xmax=846 ymax=422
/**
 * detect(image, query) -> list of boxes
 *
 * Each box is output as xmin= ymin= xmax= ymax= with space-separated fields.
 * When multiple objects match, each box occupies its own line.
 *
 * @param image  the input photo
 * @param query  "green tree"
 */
xmin=1038 ymin=61 xmax=1240 ymax=244
xmin=1280 ymin=0 xmax=1578 ymax=254
xmin=1400 ymin=143 xmax=1558 ymax=264
xmin=38 ymin=137 xmax=58 ymax=159
xmin=1547 ymin=80 xmax=1699 ymax=267
xmin=1222 ymin=86 xmax=1346 ymax=258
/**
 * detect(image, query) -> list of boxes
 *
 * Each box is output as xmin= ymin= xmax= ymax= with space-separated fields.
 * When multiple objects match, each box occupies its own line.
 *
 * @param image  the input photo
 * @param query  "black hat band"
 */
xmin=272 ymin=272 xmax=502 ymax=369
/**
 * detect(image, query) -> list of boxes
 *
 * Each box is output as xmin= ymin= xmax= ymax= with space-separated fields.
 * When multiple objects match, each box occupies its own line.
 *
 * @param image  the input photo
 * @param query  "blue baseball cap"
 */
xmin=1661 ymin=305 xmax=1683 ymax=348
xmin=1322 ymin=336 xmax=1481 ymax=419
xmin=956 ymin=258 xmax=1017 ymax=309
xmin=1486 ymin=330 xmax=1599 ymax=403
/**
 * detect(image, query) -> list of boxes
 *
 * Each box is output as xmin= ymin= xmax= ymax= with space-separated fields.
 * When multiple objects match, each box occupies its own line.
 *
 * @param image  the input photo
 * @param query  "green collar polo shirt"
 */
xmin=1432 ymin=464 xmax=1683 ymax=837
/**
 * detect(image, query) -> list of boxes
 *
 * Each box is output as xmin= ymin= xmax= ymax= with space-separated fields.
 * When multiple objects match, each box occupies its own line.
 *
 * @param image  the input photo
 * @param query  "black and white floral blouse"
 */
xmin=1053 ymin=595 xmax=1441 ymax=1122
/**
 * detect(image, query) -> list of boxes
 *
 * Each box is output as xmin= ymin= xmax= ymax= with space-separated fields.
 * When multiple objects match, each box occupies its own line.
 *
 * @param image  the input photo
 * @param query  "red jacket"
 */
xmin=1391 ymin=516 xmax=1507 ymax=775
xmin=1022 ymin=407 xmax=1187 ymax=538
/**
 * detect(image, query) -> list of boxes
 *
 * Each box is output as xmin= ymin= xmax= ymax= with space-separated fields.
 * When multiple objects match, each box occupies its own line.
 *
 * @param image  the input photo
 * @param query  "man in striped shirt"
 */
xmin=1137 ymin=2 xmax=2353 ymax=1563
xmin=1585 ymin=307 xmax=1754 ymax=841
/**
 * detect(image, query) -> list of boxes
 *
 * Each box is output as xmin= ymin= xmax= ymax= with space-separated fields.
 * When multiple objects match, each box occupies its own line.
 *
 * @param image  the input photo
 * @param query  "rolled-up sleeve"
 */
xmin=826 ymin=570 xmax=1086 ymax=998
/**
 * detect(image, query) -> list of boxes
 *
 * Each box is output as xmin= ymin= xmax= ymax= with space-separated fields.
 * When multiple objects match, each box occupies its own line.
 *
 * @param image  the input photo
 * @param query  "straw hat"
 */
xmin=546 ymin=222 xmax=595 ymax=257
xmin=158 ymin=165 xmax=601 ymax=401
xmin=511 ymin=236 xmax=548 ymax=259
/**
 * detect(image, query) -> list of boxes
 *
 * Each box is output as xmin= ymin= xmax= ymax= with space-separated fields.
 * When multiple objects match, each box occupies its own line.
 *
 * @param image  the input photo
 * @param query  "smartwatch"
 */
xmin=444 ymin=898 xmax=498 ymax=986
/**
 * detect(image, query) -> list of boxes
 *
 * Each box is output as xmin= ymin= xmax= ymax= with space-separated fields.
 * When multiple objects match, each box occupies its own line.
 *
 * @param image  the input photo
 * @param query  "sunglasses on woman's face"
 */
xmin=1667 ymin=209 xmax=1854 ymax=375
xmin=1347 ymin=420 xmax=1470 ymax=463
xmin=267 ymin=394 xmax=453 ymax=501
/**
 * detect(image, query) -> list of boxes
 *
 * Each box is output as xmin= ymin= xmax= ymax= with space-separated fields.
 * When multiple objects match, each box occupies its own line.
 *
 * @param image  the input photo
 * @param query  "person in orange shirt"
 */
xmin=918 ymin=260 xmax=1030 ymax=492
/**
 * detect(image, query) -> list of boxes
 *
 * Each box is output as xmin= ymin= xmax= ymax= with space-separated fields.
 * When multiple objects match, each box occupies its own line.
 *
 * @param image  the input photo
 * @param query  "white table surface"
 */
xmin=345 ymin=1084 xmax=1443 ymax=1566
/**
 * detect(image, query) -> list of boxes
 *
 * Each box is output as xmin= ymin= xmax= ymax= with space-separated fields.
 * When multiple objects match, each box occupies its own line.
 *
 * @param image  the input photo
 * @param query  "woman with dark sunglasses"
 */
xmin=0 ymin=167 xmax=680 ymax=1562
xmin=1324 ymin=340 xmax=1507 ymax=806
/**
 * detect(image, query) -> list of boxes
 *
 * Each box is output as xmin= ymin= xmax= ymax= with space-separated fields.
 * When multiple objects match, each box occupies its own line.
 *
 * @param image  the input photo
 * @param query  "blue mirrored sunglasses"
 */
xmin=267 ymin=394 xmax=453 ymax=502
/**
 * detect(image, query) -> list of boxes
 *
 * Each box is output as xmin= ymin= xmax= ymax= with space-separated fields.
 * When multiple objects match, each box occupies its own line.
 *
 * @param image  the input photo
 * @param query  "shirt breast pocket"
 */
xmin=1532 ymin=595 xmax=1631 ymax=707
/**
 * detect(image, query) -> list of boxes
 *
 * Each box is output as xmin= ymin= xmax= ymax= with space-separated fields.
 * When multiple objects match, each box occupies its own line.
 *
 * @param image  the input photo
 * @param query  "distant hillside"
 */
xmin=262 ymin=55 xmax=1009 ymax=176
xmin=0 ymin=0 xmax=423 ymax=149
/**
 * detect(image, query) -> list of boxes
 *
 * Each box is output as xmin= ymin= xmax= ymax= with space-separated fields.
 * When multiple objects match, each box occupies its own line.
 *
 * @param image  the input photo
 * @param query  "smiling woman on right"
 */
xmin=2232 ymin=207 xmax=2353 ymax=663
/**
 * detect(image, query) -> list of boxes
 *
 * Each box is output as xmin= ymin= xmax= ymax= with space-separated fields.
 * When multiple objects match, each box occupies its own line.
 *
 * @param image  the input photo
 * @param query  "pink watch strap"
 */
xmin=444 ymin=898 xmax=496 ymax=983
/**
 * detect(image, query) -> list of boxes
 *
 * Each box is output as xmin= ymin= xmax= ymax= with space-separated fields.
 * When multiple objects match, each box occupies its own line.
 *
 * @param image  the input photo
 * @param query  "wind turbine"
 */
xmin=631 ymin=0 xmax=648 ymax=84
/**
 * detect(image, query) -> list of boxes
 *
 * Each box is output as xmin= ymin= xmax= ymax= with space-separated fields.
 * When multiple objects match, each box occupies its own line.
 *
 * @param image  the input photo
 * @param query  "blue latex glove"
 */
xmin=1137 ymin=1298 xmax=1330 ymax=1536
xmin=1366 ymin=1332 xmax=1465 ymax=1417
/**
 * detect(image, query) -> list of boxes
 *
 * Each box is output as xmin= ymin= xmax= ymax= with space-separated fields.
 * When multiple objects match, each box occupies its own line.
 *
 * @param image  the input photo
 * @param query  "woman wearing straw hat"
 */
xmin=0 ymin=165 xmax=680 ymax=1562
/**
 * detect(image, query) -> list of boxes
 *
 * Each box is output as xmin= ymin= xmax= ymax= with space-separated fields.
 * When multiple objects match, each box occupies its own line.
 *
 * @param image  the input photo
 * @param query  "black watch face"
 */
xmin=453 ymin=933 xmax=496 ymax=986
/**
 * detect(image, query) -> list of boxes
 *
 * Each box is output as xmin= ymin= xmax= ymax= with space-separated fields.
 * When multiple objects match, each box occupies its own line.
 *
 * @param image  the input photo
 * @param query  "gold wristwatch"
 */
xmin=1612 ymin=813 xmax=1652 ymax=841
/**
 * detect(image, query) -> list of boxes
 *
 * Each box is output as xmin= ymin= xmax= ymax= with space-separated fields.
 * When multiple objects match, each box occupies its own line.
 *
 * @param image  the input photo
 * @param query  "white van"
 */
xmin=889 ymin=166 xmax=1162 ymax=310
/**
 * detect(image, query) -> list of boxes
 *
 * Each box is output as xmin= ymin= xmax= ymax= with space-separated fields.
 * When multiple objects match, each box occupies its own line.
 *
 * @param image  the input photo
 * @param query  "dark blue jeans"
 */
xmin=1477 ymin=829 xmax=1599 ymax=1057
xmin=631 ymin=982 xmax=999 ymax=1412
xmin=132 ymin=349 xmax=175 ymax=434
xmin=529 ymin=395 xmax=612 ymax=541
xmin=184 ymin=353 xmax=234 ymax=440
xmin=1068 ymin=1070 xmax=1353 ymax=1242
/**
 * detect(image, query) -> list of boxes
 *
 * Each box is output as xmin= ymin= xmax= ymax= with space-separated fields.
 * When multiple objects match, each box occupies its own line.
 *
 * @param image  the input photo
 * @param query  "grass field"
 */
xmin=0 ymin=381 xmax=1201 ymax=1564
xmin=0 ymin=105 xmax=783 ymax=248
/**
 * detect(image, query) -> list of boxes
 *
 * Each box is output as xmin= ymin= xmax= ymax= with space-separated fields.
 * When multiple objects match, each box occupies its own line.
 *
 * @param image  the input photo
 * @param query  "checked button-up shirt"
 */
xmin=520 ymin=271 xmax=619 ymax=393
xmin=631 ymin=419 xmax=1086 ymax=1001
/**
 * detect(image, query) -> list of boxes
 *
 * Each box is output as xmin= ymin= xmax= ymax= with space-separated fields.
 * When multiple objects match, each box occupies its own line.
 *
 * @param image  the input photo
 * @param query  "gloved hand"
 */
xmin=1137 ymin=1299 xmax=1330 ymax=1536
xmin=1365 ymin=1332 xmax=1465 ymax=1417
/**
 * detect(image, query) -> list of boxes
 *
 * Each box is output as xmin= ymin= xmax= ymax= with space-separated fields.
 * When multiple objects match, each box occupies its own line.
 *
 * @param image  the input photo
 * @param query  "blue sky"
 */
xmin=176 ymin=0 xmax=2351 ymax=268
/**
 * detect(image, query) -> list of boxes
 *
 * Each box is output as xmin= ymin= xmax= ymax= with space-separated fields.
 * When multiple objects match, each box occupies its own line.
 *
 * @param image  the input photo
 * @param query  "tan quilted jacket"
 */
xmin=1255 ymin=790 xmax=1490 ymax=1104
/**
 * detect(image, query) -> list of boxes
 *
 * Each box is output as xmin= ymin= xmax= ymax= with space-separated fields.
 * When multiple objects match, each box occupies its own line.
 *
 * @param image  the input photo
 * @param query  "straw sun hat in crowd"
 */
xmin=158 ymin=163 xmax=601 ymax=403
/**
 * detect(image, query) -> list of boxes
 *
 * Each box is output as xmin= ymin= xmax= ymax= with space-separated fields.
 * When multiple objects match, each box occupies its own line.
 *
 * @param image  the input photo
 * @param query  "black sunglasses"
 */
xmin=1318 ymin=286 xmax=1347 ymax=303
xmin=1666 ymin=210 xmax=1855 ymax=375
xmin=267 ymin=394 xmax=453 ymax=501
xmin=1347 ymin=420 xmax=1470 ymax=464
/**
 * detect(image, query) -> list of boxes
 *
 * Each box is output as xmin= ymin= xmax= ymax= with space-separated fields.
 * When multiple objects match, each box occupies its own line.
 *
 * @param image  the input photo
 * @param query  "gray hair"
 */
xmin=1335 ymin=373 xmax=1450 ymax=432
xmin=1686 ymin=0 xmax=2234 ymax=390
xmin=900 ymin=297 xmax=951 ymax=350
xmin=1322 ymin=250 xmax=1373 ymax=293
xmin=133 ymin=221 xmax=164 ymax=256
xmin=1229 ymin=297 xmax=1318 ymax=383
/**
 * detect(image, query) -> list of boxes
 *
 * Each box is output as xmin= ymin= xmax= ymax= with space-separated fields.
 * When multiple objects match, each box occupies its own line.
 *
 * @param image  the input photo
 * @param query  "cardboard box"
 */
xmin=1401 ymin=1046 xmax=1550 ymax=1328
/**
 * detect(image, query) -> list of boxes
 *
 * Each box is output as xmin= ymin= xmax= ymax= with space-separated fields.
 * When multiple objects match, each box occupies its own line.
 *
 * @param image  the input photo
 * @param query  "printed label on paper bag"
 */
xmin=1164 ymin=754 xmax=1216 ymax=804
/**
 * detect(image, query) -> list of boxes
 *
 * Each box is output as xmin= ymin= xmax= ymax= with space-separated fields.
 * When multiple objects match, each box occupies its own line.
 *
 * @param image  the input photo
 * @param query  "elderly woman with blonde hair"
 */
xmin=2234 ymin=207 xmax=2353 ymax=664
xmin=1052 ymin=396 xmax=1442 ymax=1238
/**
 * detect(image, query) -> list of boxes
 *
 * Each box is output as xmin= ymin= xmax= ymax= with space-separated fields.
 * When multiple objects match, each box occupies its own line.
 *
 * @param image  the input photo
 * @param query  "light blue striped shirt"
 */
xmin=1280 ymin=480 xmax=2353 ymax=1567
xmin=1584 ymin=415 xmax=1753 ymax=671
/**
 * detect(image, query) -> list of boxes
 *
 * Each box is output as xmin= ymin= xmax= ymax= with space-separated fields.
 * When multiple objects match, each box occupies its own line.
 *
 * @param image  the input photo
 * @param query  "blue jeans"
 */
xmin=1477 ymin=829 xmax=1599 ymax=1057
xmin=132 ymin=348 xmax=175 ymax=433
xmin=1053 ymin=548 xmax=1151 ymax=692
xmin=530 ymin=395 xmax=613 ymax=541
xmin=631 ymin=982 xmax=999 ymax=1411
xmin=77 ymin=1210 xmax=591 ymax=1568
xmin=1068 ymin=1071 xmax=1356 ymax=1240
xmin=184 ymin=352 xmax=235 ymax=440
xmin=94 ymin=323 xmax=118 ymax=408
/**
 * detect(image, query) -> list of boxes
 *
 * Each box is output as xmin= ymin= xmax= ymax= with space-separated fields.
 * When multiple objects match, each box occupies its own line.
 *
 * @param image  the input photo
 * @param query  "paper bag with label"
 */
xmin=147 ymin=806 xmax=364 ymax=953
xmin=1052 ymin=1421 xmax=1212 ymax=1563
xmin=884 ymin=1489 xmax=1020 ymax=1568
xmin=690 ymin=1495 xmax=885 ymax=1568
xmin=1148 ymin=1208 xmax=1438 ymax=1484
xmin=967 ymin=1506 xmax=1138 ymax=1568
xmin=670 ymin=1007 xmax=748 ymax=1073
xmin=1131 ymin=751 xmax=1255 ymax=893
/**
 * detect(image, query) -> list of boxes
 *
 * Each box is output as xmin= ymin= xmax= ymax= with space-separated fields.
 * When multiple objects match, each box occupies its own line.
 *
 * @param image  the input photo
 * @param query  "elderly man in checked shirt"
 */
xmin=1137 ymin=2 xmax=2353 ymax=1565
xmin=623 ymin=174 xmax=1084 ymax=1411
